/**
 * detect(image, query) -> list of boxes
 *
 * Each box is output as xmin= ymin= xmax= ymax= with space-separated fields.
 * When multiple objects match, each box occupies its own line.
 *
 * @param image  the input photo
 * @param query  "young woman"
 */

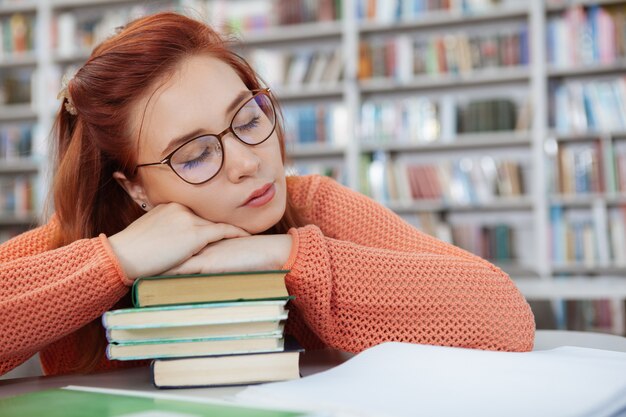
xmin=0 ymin=12 xmax=534 ymax=377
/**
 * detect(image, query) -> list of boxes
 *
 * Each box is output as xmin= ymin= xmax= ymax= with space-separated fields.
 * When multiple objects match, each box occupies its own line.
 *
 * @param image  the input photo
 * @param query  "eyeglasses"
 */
xmin=134 ymin=88 xmax=276 ymax=185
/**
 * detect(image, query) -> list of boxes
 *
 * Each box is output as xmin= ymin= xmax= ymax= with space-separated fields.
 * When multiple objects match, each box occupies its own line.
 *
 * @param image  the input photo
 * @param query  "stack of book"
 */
xmin=102 ymin=270 xmax=301 ymax=389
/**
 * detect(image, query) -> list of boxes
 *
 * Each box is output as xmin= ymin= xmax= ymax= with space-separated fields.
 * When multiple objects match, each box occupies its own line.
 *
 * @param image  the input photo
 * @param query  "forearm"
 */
xmin=284 ymin=225 xmax=535 ymax=353
xmin=0 ymin=235 xmax=128 ymax=367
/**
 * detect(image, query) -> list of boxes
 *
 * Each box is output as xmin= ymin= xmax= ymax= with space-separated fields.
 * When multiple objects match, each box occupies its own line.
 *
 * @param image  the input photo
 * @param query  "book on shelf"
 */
xmin=286 ymin=162 xmax=345 ymax=184
xmin=551 ymin=77 xmax=626 ymax=134
xmin=356 ymin=0 xmax=511 ymax=22
xmin=552 ymin=141 xmax=603 ymax=195
xmin=0 ymin=387 xmax=306 ymax=417
xmin=282 ymin=103 xmax=347 ymax=146
xmin=451 ymin=223 xmax=516 ymax=262
xmin=247 ymin=48 xmax=343 ymax=91
xmin=609 ymin=206 xmax=626 ymax=267
xmin=551 ymin=295 xmax=622 ymax=335
xmin=616 ymin=141 xmax=626 ymax=193
xmin=547 ymin=3 xmax=626 ymax=68
xmin=365 ymin=153 xmax=526 ymax=205
xmin=549 ymin=206 xmax=608 ymax=268
xmin=358 ymin=26 xmax=528 ymax=82
xmin=0 ymin=13 xmax=35 ymax=57
xmin=132 ymin=269 xmax=289 ymax=307
xmin=151 ymin=336 xmax=303 ymax=389
xmin=0 ymin=123 xmax=33 ymax=159
xmin=0 ymin=67 xmax=32 ymax=105
xmin=360 ymin=96 xmax=528 ymax=148
xmin=0 ymin=175 xmax=34 ymax=217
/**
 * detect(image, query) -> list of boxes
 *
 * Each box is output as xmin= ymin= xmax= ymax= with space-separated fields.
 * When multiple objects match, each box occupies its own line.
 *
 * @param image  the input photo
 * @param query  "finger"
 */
xmin=200 ymin=223 xmax=250 ymax=242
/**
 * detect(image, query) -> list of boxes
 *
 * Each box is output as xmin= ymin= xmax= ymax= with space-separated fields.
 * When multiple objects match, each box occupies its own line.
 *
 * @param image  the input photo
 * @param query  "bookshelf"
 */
xmin=1 ymin=0 xmax=626 ymax=335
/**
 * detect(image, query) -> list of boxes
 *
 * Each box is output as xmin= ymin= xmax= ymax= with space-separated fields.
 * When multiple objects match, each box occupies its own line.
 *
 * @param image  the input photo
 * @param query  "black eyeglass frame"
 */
xmin=133 ymin=88 xmax=276 ymax=185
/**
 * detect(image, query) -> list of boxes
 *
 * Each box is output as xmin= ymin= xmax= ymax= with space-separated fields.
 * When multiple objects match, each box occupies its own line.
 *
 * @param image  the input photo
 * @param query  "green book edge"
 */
xmin=102 ymin=298 xmax=294 ymax=330
xmin=0 ymin=387 xmax=304 ymax=417
xmin=131 ymin=269 xmax=290 ymax=308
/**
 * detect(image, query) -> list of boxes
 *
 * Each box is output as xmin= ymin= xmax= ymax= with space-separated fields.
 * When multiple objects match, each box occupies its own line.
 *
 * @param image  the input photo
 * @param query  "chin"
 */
xmin=243 ymin=203 xmax=286 ymax=235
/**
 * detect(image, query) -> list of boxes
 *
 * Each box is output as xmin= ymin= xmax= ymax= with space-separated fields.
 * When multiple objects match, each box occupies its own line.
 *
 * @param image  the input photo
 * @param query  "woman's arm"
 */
xmin=0 ymin=205 xmax=250 ymax=376
xmin=283 ymin=175 xmax=535 ymax=352
xmin=0 ymin=222 xmax=129 ymax=376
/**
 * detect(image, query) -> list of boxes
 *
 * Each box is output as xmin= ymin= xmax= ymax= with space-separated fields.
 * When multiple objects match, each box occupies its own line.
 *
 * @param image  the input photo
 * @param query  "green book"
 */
xmin=132 ymin=270 xmax=290 ymax=308
xmin=0 ymin=387 xmax=305 ymax=417
xmin=102 ymin=299 xmax=291 ymax=330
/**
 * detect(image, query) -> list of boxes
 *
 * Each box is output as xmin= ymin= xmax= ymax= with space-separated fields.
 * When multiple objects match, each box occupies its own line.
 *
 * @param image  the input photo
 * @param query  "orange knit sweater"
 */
xmin=0 ymin=175 xmax=534 ymax=376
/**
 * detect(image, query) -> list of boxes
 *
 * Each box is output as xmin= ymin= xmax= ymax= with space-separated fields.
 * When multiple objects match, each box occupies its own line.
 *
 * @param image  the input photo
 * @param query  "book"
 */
xmin=132 ymin=270 xmax=289 ymax=307
xmin=107 ymin=333 xmax=285 ymax=361
xmin=102 ymin=299 xmax=290 ymax=329
xmin=0 ymin=386 xmax=306 ymax=417
xmin=152 ymin=338 xmax=304 ymax=389
xmin=106 ymin=320 xmax=286 ymax=343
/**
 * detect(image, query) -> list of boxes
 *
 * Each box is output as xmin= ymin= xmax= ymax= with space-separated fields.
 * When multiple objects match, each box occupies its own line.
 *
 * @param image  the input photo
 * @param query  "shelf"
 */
xmin=236 ymin=21 xmax=342 ymax=46
xmin=361 ymin=132 xmax=531 ymax=153
xmin=51 ymin=0 xmax=145 ymax=9
xmin=359 ymin=67 xmax=530 ymax=94
xmin=548 ymin=60 xmax=626 ymax=78
xmin=53 ymin=50 xmax=91 ymax=65
xmin=0 ymin=52 xmax=37 ymax=68
xmin=552 ymin=264 xmax=626 ymax=275
xmin=0 ymin=2 xmax=37 ymax=15
xmin=387 ymin=196 xmax=533 ymax=213
xmin=286 ymin=144 xmax=345 ymax=158
xmin=0 ymin=159 xmax=39 ymax=174
xmin=497 ymin=263 xmax=540 ymax=278
xmin=515 ymin=276 xmax=626 ymax=299
xmin=549 ymin=194 xmax=610 ymax=207
xmin=359 ymin=6 xmax=528 ymax=35
xmin=275 ymin=85 xmax=343 ymax=101
xmin=546 ymin=0 xmax=626 ymax=13
xmin=607 ymin=195 xmax=626 ymax=206
xmin=0 ymin=104 xmax=36 ymax=122
xmin=549 ymin=130 xmax=626 ymax=141
xmin=0 ymin=213 xmax=38 ymax=226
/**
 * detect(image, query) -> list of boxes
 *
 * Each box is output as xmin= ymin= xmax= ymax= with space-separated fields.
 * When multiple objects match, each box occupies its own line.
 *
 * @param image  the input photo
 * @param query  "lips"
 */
xmin=242 ymin=182 xmax=275 ymax=207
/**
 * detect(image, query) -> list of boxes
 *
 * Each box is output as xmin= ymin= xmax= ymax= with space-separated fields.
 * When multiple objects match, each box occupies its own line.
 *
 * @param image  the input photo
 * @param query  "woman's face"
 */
xmin=128 ymin=55 xmax=286 ymax=234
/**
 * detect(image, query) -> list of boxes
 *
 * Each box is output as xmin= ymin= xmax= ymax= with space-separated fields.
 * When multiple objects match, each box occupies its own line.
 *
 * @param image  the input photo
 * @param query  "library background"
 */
xmin=1 ymin=0 xmax=626 ymax=339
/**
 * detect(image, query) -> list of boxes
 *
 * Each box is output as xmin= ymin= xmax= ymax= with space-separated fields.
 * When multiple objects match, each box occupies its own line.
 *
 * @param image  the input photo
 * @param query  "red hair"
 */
xmin=50 ymin=12 xmax=304 ymax=373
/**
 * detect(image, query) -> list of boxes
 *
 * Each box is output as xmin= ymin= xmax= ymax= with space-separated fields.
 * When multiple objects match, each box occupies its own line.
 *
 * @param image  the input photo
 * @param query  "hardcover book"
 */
xmin=151 ymin=338 xmax=304 ymax=389
xmin=106 ymin=333 xmax=285 ymax=361
xmin=102 ymin=299 xmax=290 ymax=329
xmin=132 ymin=270 xmax=290 ymax=307
xmin=106 ymin=320 xmax=286 ymax=344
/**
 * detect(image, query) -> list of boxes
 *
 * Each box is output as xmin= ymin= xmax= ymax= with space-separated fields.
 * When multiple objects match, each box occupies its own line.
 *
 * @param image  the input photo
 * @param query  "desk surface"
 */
xmin=2 ymin=330 xmax=625 ymax=401
xmin=0 ymin=347 xmax=353 ymax=400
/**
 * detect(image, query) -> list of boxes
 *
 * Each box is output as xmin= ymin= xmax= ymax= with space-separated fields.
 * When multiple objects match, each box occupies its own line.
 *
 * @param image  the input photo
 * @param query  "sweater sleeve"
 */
xmin=0 ymin=220 xmax=130 ymax=376
xmin=283 ymin=176 xmax=535 ymax=352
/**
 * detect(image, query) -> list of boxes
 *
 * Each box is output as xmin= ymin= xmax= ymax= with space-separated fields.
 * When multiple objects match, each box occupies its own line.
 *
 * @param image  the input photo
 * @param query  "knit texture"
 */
xmin=282 ymin=175 xmax=534 ymax=352
xmin=0 ymin=175 xmax=534 ymax=376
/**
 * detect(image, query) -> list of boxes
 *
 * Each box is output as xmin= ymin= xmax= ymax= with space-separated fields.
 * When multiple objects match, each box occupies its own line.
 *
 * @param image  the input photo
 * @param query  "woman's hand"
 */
xmin=107 ymin=202 xmax=250 ymax=280
xmin=162 ymin=234 xmax=293 ymax=275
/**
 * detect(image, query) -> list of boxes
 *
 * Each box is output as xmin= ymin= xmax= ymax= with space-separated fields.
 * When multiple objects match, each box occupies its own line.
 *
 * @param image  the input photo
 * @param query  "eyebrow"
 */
xmin=160 ymin=90 xmax=251 ymax=158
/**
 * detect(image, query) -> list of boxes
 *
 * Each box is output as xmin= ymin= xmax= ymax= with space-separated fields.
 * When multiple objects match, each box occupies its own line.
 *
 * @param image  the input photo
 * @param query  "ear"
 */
xmin=112 ymin=171 xmax=152 ymax=211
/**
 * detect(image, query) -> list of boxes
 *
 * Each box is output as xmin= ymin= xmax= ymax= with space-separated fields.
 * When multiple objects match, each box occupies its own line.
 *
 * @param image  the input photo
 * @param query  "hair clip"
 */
xmin=56 ymin=72 xmax=78 ymax=116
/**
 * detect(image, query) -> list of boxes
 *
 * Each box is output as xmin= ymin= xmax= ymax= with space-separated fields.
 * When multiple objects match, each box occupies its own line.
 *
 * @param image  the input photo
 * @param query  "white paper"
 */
xmin=236 ymin=342 xmax=626 ymax=417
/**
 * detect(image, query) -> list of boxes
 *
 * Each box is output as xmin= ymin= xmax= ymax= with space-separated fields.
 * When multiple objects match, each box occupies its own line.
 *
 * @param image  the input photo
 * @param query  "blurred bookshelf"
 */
xmin=1 ymin=0 xmax=626 ymax=335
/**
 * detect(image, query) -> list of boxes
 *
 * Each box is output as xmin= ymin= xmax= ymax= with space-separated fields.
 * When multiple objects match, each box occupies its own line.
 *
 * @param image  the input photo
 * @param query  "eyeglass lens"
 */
xmin=169 ymin=92 xmax=275 ymax=184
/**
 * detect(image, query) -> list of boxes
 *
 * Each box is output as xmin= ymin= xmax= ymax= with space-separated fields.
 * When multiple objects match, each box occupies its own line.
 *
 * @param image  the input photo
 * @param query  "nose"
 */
xmin=222 ymin=132 xmax=261 ymax=183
